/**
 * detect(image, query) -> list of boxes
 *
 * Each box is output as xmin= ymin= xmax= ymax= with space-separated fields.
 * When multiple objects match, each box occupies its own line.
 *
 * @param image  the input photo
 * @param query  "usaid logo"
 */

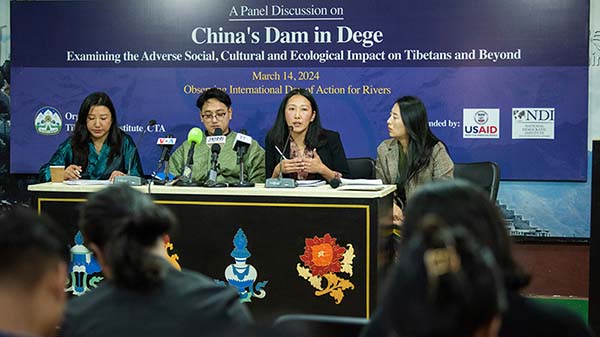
xmin=34 ymin=106 xmax=63 ymax=136
xmin=463 ymin=108 xmax=499 ymax=139
xmin=512 ymin=108 xmax=555 ymax=139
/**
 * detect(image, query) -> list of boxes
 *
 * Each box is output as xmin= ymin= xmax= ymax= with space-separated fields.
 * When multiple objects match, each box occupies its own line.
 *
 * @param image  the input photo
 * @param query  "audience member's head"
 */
xmin=0 ymin=206 xmax=69 ymax=337
xmin=79 ymin=184 xmax=177 ymax=291
xmin=402 ymin=179 xmax=530 ymax=291
xmin=377 ymin=215 xmax=506 ymax=337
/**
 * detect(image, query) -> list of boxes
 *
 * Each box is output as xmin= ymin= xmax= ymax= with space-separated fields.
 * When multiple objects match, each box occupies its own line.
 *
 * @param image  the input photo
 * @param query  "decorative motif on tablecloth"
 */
xmin=66 ymin=231 xmax=103 ymax=296
xmin=163 ymin=234 xmax=181 ymax=271
xmin=297 ymin=233 xmax=355 ymax=304
xmin=218 ymin=228 xmax=268 ymax=302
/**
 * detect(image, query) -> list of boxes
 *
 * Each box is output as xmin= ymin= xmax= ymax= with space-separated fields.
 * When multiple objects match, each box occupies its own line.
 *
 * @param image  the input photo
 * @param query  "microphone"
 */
xmin=157 ymin=134 xmax=177 ymax=166
xmin=265 ymin=126 xmax=296 ymax=188
xmin=329 ymin=178 xmax=341 ymax=189
xmin=152 ymin=134 xmax=176 ymax=184
xmin=175 ymin=127 xmax=204 ymax=186
xmin=114 ymin=119 xmax=157 ymax=186
xmin=230 ymin=129 xmax=254 ymax=187
xmin=205 ymin=128 xmax=227 ymax=187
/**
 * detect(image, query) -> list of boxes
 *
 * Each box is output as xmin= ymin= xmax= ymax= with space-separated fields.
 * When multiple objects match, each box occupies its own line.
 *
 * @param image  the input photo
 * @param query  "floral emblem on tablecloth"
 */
xmin=297 ymin=233 xmax=355 ymax=304
xmin=163 ymin=234 xmax=181 ymax=271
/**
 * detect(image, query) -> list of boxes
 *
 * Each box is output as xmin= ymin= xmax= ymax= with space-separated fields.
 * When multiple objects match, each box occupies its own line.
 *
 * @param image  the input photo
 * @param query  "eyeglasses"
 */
xmin=201 ymin=112 xmax=228 ymax=121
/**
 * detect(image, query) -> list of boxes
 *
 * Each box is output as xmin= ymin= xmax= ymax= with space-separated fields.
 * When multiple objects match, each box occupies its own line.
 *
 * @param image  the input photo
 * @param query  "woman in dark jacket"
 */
xmin=265 ymin=88 xmax=349 ymax=182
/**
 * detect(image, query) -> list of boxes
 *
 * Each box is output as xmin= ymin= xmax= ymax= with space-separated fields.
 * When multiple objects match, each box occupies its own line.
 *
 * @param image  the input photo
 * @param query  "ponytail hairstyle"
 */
xmin=379 ymin=216 xmax=506 ymax=337
xmin=79 ymin=184 xmax=176 ymax=291
xmin=402 ymin=179 xmax=530 ymax=290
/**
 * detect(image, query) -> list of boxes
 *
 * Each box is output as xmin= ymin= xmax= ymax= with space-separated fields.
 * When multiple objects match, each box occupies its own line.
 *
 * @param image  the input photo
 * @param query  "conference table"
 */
xmin=28 ymin=182 xmax=395 ymax=323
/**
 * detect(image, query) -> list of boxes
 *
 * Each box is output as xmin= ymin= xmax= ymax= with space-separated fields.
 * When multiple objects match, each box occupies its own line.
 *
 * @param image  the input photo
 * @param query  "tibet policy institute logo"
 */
xmin=463 ymin=108 xmax=499 ymax=139
xmin=34 ymin=106 xmax=63 ymax=135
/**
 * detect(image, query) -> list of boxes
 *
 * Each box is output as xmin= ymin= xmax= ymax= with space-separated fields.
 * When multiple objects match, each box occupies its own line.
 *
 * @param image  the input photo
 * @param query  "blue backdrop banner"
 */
xmin=11 ymin=0 xmax=589 ymax=180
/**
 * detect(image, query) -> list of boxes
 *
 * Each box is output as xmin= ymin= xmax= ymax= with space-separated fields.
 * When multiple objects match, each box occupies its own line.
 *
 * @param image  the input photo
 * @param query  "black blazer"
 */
xmin=265 ymin=129 xmax=350 ymax=181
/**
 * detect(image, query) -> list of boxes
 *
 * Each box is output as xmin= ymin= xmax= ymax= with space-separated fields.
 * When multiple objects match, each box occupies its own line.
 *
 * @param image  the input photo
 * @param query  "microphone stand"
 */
xmin=231 ymin=143 xmax=254 ymax=187
xmin=153 ymin=147 xmax=172 ymax=185
xmin=175 ymin=142 xmax=199 ymax=186
xmin=204 ymin=144 xmax=227 ymax=187
xmin=265 ymin=127 xmax=296 ymax=188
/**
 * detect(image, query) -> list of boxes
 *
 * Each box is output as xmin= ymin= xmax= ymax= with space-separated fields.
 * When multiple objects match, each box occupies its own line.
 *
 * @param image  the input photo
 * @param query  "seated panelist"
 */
xmin=375 ymin=96 xmax=453 ymax=224
xmin=168 ymin=88 xmax=266 ymax=185
xmin=265 ymin=88 xmax=349 ymax=182
xmin=39 ymin=92 xmax=142 ymax=182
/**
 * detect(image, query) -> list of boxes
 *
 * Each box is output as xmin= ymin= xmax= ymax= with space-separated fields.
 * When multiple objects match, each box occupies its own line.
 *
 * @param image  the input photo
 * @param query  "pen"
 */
xmin=275 ymin=145 xmax=288 ymax=160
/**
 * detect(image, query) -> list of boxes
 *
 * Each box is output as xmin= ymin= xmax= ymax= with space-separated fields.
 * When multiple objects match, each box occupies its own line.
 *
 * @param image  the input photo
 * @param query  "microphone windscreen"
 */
xmin=240 ymin=129 xmax=247 ymax=135
xmin=214 ymin=128 xmax=223 ymax=136
xmin=148 ymin=119 xmax=157 ymax=126
xmin=187 ymin=127 xmax=204 ymax=144
xmin=329 ymin=178 xmax=341 ymax=189
xmin=211 ymin=143 xmax=221 ymax=154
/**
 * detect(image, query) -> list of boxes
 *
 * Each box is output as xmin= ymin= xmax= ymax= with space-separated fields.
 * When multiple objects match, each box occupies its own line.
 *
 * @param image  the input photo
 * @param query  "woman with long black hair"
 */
xmin=39 ymin=92 xmax=142 ymax=182
xmin=375 ymin=96 xmax=453 ymax=224
xmin=265 ymin=88 xmax=349 ymax=182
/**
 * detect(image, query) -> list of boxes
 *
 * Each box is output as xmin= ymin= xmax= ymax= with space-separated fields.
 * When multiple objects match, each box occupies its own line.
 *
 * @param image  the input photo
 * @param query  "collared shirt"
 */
xmin=169 ymin=130 xmax=266 ymax=184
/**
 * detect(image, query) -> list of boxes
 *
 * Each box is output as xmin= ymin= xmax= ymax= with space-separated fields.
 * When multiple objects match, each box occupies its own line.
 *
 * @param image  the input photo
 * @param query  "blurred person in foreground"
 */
xmin=60 ymin=185 xmax=253 ymax=337
xmin=0 ymin=207 xmax=69 ymax=337
xmin=373 ymin=179 xmax=593 ymax=337
xmin=362 ymin=214 xmax=506 ymax=337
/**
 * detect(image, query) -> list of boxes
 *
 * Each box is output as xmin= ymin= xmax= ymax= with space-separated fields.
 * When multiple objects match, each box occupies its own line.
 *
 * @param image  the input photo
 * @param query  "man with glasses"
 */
xmin=169 ymin=88 xmax=266 ymax=185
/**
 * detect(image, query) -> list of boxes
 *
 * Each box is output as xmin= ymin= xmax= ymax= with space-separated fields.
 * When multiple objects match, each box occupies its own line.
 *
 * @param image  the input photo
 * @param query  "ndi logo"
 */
xmin=512 ymin=108 xmax=555 ymax=139
xmin=34 ymin=107 xmax=63 ymax=135
xmin=463 ymin=108 xmax=499 ymax=139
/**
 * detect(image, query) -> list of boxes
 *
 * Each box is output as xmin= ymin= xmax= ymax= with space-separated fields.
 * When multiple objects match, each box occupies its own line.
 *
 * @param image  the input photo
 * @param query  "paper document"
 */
xmin=337 ymin=185 xmax=386 ymax=191
xmin=63 ymin=180 xmax=112 ymax=186
xmin=296 ymin=180 xmax=326 ymax=187
xmin=340 ymin=178 xmax=383 ymax=186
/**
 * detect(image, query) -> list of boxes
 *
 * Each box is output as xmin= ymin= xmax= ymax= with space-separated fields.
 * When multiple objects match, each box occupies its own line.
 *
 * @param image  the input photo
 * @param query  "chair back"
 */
xmin=347 ymin=157 xmax=376 ymax=179
xmin=453 ymin=161 xmax=500 ymax=201
xmin=271 ymin=314 xmax=368 ymax=337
